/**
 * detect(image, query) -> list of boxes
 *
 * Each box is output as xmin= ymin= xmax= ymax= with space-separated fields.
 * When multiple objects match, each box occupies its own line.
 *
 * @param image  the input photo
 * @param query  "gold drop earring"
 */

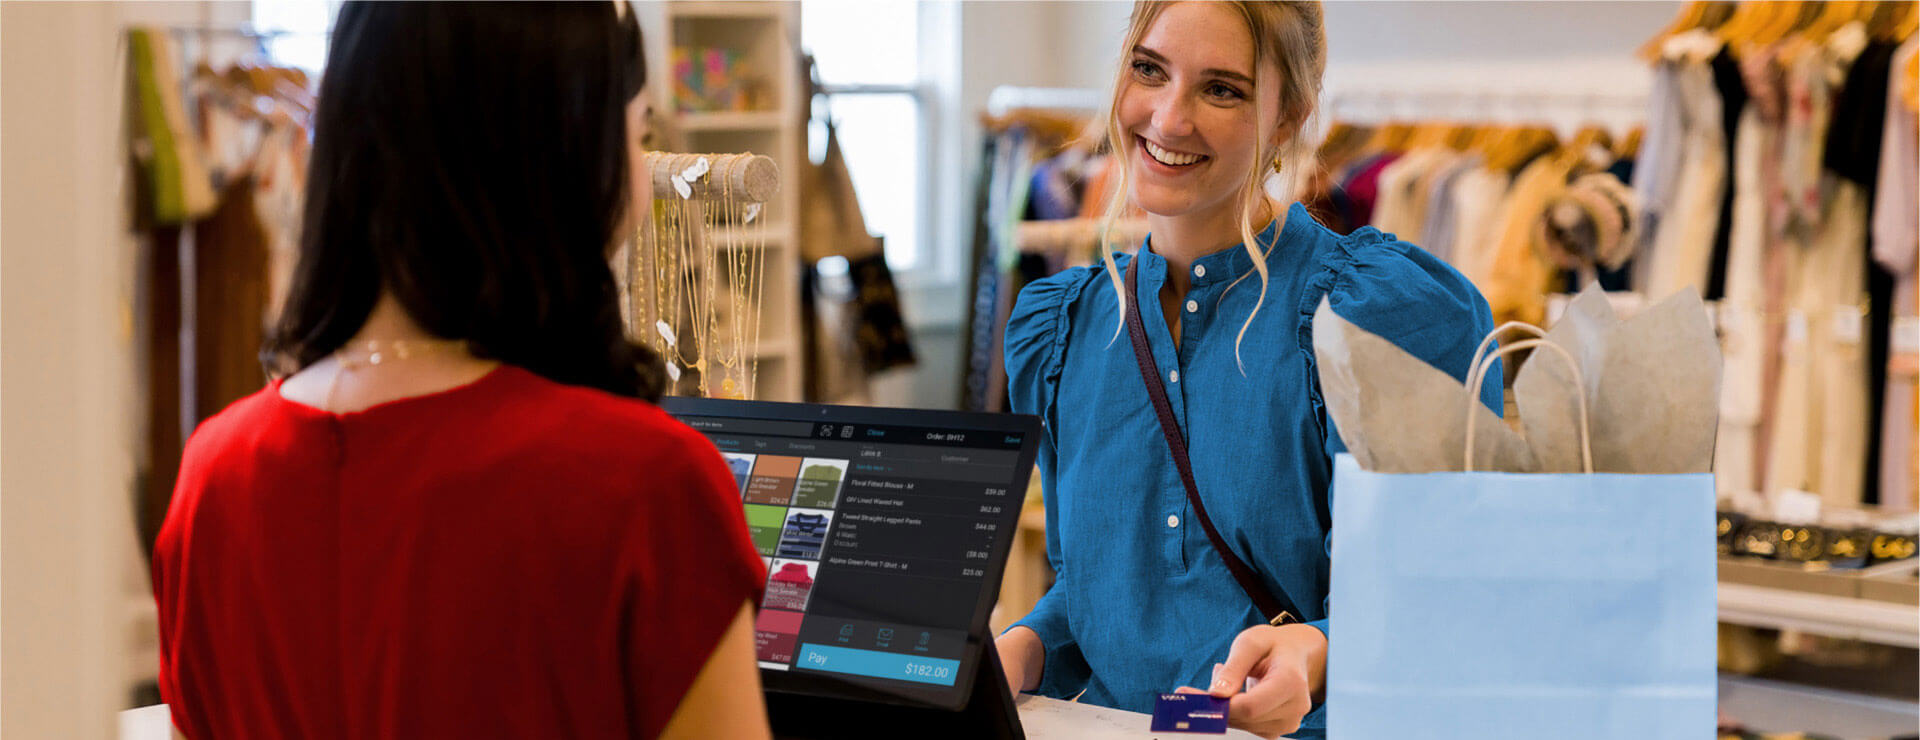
xmin=1263 ymin=152 xmax=1287 ymax=201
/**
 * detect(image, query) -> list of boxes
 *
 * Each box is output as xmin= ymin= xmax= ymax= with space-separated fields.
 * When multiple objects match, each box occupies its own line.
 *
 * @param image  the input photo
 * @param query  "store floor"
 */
xmin=1720 ymin=675 xmax=1919 ymax=739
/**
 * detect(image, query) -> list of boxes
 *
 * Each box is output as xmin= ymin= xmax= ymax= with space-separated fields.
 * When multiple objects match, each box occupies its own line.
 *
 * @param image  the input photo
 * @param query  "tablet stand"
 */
xmin=767 ymin=640 xmax=1025 ymax=740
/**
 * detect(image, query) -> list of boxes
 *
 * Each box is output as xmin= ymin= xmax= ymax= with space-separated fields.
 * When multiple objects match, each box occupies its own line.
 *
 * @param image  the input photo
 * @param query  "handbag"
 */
xmin=1123 ymin=256 xmax=1302 ymax=626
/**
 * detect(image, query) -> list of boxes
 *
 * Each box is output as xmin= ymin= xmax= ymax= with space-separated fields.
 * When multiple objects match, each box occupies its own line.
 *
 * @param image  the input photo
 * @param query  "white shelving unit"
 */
xmin=635 ymin=1 xmax=804 ymax=402
xmin=1716 ymin=558 xmax=1919 ymax=648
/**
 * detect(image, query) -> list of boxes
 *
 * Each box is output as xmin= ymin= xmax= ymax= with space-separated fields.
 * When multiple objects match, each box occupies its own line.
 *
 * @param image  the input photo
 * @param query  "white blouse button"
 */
xmin=1169 ymin=370 xmax=1179 ymax=383
xmin=1186 ymin=300 xmax=1199 ymax=313
xmin=1167 ymin=514 xmax=1180 ymax=528
xmin=1194 ymin=265 xmax=1206 ymax=278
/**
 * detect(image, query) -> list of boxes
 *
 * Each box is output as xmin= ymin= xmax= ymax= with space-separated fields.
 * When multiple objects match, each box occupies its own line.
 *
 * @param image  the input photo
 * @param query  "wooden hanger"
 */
xmin=1316 ymin=121 xmax=1373 ymax=169
xmin=1361 ymin=121 xmax=1415 ymax=154
xmin=1902 ymin=45 xmax=1918 ymax=112
xmin=1801 ymin=0 xmax=1859 ymax=41
xmin=1771 ymin=1 xmax=1825 ymax=44
xmin=1874 ymin=0 xmax=1918 ymax=41
xmin=1720 ymin=0 xmax=1774 ymax=44
xmin=982 ymin=109 xmax=1091 ymax=153
xmin=1443 ymin=123 xmax=1481 ymax=151
xmin=1568 ymin=124 xmax=1614 ymax=155
xmin=1405 ymin=120 xmax=1456 ymax=150
xmin=1616 ymin=125 xmax=1645 ymax=160
xmin=1639 ymin=1 xmax=1733 ymax=62
xmin=1485 ymin=125 xmax=1559 ymax=174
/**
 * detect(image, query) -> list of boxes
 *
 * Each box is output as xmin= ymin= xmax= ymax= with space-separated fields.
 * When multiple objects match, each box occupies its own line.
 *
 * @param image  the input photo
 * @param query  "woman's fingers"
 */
xmin=1210 ymin=626 xmax=1276 ymax=697
xmin=1226 ymin=670 xmax=1310 ymax=739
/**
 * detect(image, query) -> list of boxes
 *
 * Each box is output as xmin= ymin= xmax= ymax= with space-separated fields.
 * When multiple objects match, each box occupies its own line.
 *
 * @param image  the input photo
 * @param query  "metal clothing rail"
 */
xmin=1323 ymin=86 xmax=1649 ymax=125
xmin=986 ymin=86 xmax=1104 ymax=116
xmin=161 ymin=24 xmax=309 ymax=38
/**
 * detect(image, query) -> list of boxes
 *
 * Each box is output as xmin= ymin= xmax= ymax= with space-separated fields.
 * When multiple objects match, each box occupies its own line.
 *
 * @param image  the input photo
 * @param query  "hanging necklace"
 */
xmin=321 ymin=338 xmax=474 ymax=411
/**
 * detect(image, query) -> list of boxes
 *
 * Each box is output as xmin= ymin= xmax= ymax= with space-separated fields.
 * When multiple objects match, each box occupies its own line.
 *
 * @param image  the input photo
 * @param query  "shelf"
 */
xmin=679 ymin=110 xmax=787 ymax=132
xmin=669 ymin=1 xmax=787 ymax=20
xmin=1717 ymin=558 xmax=1917 ymax=647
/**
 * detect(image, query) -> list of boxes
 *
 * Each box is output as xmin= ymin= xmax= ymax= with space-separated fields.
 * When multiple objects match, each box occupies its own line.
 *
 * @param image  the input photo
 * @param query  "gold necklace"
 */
xmin=323 ymin=338 xmax=474 ymax=411
xmin=332 ymin=338 xmax=472 ymax=369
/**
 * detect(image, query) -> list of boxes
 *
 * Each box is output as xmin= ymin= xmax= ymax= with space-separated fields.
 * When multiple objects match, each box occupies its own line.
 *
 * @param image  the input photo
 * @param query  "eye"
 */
xmin=1131 ymin=60 xmax=1165 ymax=82
xmin=1206 ymin=82 xmax=1246 ymax=101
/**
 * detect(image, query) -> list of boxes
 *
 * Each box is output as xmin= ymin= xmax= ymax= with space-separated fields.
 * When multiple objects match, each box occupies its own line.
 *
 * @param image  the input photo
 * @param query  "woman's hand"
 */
xmin=1174 ymin=623 xmax=1327 ymax=739
xmin=995 ymin=626 xmax=1045 ymax=696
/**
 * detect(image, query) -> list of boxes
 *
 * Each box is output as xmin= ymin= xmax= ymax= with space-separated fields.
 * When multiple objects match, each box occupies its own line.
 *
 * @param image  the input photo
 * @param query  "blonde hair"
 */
xmin=1097 ymin=1 xmax=1326 ymax=371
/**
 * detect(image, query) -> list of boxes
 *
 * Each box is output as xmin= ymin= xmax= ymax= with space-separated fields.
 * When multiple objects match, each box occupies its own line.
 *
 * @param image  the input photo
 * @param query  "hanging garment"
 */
xmin=1758 ymin=37 xmax=1835 ymax=494
xmin=1794 ymin=179 xmax=1873 ymax=509
xmin=1826 ymin=39 xmax=1903 ymax=508
xmin=191 ymin=177 xmax=273 ymax=421
xmin=1633 ymin=61 xmax=1687 ymax=267
xmin=1338 ymin=152 xmax=1401 ymax=232
xmin=1873 ymin=39 xmax=1919 ymax=511
xmin=253 ymin=122 xmax=307 ymax=324
xmin=845 ymin=252 xmax=917 ymax=374
xmin=1593 ymin=156 xmax=1639 ymax=291
xmin=1078 ymin=155 xmax=1123 ymax=220
xmin=1029 ymin=150 xmax=1090 ymax=221
xmin=1760 ymin=178 xmax=1876 ymax=508
xmin=800 ymin=118 xmax=883 ymax=403
xmin=1532 ymin=172 xmax=1637 ymax=291
xmin=1445 ymin=165 xmax=1515 ymax=287
xmin=1643 ymin=60 xmax=1729 ymax=302
xmin=1703 ymin=46 xmax=1751 ymax=301
xmin=1418 ymin=154 xmax=1482 ymax=266
xmin=1405 ymin=151 xmax=1470 ymax=250
xmin=800 ymin=119 xmax=880 ymax=263
xmin=802 ymin=262 xmax=870 ymax=404
xmin=126 ymin=28 xmax=217 ymax=227
xmin=1766 ymin=30 xmax=1875 ymax=504
xmin=1716 ymin=48 xmax=1788 ymax=499
xmin=1369 ymin=147 xmax=1450 ymax=241
xmin=962 ymin=129 xmax=1040 ymax=412
xmin=1482 ymin=153 xmax=1576 ymax=327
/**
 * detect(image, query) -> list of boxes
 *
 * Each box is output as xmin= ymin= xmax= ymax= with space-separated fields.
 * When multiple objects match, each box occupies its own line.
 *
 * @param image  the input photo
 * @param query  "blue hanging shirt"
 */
xmin=1003 ymin=202 xmax=1501 ymax=736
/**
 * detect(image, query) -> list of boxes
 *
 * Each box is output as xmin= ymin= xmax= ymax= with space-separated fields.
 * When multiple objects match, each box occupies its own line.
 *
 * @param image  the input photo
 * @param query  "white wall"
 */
xmin=2 ymin=2 xmax=247 ymax=737
xmin=1320 ymin=1 xmax=1682 ymax=134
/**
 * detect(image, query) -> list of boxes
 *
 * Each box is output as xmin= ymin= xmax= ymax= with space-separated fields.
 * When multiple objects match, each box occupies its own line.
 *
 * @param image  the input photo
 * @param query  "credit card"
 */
xmin=1149 ymin=692 xmax=1229 ymax=734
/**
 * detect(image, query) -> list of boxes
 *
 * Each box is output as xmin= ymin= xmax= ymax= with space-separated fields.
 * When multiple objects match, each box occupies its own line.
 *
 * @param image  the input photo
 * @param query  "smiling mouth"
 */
xmin=1139 ymin=136 xmax=1208 ymax=168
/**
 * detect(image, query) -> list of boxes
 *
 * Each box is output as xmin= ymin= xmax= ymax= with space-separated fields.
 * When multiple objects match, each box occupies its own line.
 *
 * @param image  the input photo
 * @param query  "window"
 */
xmin=801 ymin=0 xmax=926 ymax=273
xmin=250 ymin=0 xmax=339 ymax=72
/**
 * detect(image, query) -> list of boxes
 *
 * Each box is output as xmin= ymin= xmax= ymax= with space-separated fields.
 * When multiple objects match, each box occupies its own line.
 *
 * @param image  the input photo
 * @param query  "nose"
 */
xmin=1146 ymin=85 xmax=1196 ymax=140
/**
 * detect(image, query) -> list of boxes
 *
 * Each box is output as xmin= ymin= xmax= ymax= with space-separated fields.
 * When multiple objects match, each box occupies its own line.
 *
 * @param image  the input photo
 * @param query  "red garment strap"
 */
xmin=1123 ymin=256 xmax=1299 ymax=627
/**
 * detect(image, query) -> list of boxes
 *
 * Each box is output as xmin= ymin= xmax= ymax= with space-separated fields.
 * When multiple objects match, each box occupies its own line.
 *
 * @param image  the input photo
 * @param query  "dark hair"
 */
xmin=265 ymin=1 xmax=665 ymax=401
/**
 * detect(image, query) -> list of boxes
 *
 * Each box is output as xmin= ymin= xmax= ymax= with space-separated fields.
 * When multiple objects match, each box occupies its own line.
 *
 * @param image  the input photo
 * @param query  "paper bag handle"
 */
xmin=1467 ymin=321 xmax=1550 ymax=380
xmin=1463 ymin=337 xmax=1594 ymax=473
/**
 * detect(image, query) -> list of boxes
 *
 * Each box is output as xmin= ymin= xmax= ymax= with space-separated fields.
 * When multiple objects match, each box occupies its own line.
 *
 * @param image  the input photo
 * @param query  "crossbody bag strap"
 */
xmin=1122 ymin=256 xmax=1300 ymax=626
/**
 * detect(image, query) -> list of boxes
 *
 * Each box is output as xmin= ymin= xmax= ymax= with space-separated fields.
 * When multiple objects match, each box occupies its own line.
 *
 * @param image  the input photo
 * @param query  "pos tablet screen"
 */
xmin=663 ymin=398 xmax=1040 ymax=712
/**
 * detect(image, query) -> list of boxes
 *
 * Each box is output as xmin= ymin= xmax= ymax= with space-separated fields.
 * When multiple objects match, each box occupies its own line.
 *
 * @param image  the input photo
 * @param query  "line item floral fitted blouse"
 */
xmin=1003 ymin=202 xmax=1501 ymax=736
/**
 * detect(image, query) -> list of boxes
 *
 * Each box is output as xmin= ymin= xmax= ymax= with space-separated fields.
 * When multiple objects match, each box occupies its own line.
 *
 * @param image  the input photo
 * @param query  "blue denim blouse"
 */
xmin=1003 ymin=203 xmax=1501 ymax=736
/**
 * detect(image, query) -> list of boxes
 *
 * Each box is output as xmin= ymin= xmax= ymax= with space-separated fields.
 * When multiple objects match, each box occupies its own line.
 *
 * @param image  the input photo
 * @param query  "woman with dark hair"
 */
xmin=150 ymin=4 xmax=771 ymax=738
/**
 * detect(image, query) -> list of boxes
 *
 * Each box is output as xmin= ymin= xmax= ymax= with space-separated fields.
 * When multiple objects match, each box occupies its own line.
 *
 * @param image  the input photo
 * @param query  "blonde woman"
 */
xmin=995 ymin=3 xmax=1501 ymax=738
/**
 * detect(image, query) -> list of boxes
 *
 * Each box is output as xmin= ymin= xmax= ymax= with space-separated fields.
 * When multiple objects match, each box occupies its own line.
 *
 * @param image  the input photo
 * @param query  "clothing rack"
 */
xmin=162 ymin=24 xmax=305 ymax=39
xmin=1015 ymin=218 xmax=1148 ymax=259
xmin=986 ymin=86 xmax=1104 ymax=116
xmin=1322 ymin=87 xmax=1650 ymax=138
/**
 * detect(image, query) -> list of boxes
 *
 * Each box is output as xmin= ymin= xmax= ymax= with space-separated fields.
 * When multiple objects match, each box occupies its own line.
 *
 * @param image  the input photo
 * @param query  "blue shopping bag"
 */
xmin=1325 ymin=453 xmax=1717 ymax=739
